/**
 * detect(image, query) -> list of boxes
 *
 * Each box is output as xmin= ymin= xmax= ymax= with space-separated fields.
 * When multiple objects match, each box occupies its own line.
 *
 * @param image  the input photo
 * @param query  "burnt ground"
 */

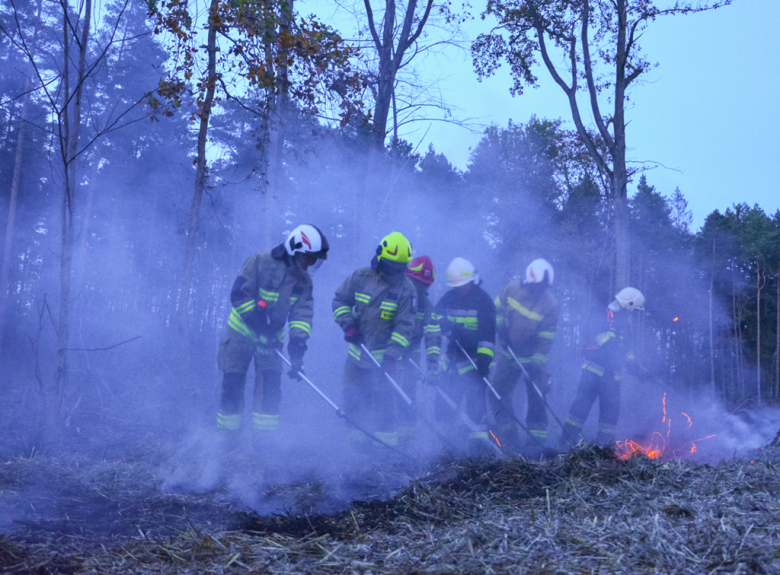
xmin=2 ymin=429 xmax=780 ymax=574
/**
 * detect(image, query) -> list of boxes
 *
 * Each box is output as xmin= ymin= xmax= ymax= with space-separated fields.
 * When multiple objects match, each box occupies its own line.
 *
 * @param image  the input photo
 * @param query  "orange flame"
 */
xmin=488 ymin=429 xmax=501 ymax=447
xmin=616 ymin=396 xmax=717 ymax=460
xmin=673 ymin=317 xmax=679 ymax=322
xmin=689 ymin=434 xmax=716 ymax=455
xmin=662 ymin=393 xmax=667 ymax=423
xmin=615 ymin=433 xmax=666 ymax=460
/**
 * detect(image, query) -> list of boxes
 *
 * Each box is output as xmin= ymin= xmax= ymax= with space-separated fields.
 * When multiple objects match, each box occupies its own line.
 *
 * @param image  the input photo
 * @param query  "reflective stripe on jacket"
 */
xmin=227 ymin=252 xmax=313 ymax=348
xmin=434 ymin=284 xmax=496 ymax=366
xmin=495 ymin=280 xmax=559 ymax=365
xmin=332 ymin=267 xmax=417 ymax=368
xmin=405 ymin=287 xmax=441 ymax=371
xmin=581 ymin=306 xmax=627 ymax=374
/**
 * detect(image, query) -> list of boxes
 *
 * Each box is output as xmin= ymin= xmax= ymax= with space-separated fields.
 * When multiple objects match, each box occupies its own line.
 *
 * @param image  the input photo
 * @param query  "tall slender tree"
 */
xmin=0 ymin=0 xmax=43 ymax=342
xmin=472 ymin=0 xmax=730 ymax=287
xmin=1 ymin=0 xmax=140 ymax=423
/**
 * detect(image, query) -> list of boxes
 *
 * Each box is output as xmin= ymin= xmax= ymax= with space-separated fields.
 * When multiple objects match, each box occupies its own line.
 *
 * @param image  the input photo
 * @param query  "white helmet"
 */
xmin=525 ymin=258 xmax=554 ymax=285
xmin=285 ymin=224 xmax=329 ymax=257
xmin=615 ymin=287 xmax=645 ymax=311
xmin=284 ymin=224 xmax=329 ymax=273
xmin=446 ymin=257 xmax=479 ymax=287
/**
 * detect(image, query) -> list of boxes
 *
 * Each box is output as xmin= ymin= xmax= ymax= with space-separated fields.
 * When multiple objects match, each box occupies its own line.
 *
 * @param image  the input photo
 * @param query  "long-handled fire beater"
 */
xmin=407 ymin=357 xmax=504 ymax=458
xmin=454 ymin=340 xmax=501 ymax=400
xmin=275 ymin=349 xmax=411 ymax=461
xmin=454 ymin=340 xmax=546 ymax=450
xmin=359 ymin=344 xmax=460 ymax=453
xmin=505 ymin=345 xmax=567 ymax=432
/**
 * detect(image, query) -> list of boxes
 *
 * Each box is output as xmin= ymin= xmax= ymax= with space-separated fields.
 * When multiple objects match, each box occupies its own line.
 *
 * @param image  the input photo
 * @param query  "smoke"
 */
xmin=617 ymin=378 xmax=780 ymax=463
xmin=2 ymin=101 xmax=777 ymax=535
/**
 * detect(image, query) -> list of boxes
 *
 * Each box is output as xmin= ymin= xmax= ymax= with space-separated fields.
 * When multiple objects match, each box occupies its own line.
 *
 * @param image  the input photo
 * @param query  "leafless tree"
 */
xmin=473 ymin=0 xmax=730 ymax=287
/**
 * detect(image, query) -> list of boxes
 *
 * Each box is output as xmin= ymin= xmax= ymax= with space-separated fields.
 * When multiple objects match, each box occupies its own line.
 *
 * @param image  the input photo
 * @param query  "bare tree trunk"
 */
xmin=0 ymin=0 xmax=43 ymax=344
xmin=264 ymin=0 xmax=293 ymax=248
xmin=386 ymin=87 xmax=399 ymax=223
xmin=757 ymin=264 xmax=763 ymax=403
xmin=709 ymin=239 xmax=716 ymax=394
xmin=75 ymin=21 xmax=130 ymax=291
xmin=613 ymin=193 xmax=630 ymax=289
xmin=53 ymin=0 xmax=93 ymax=422
xmin=179 ymin=0 xmax=219 ymax=338
xmin=359 ymin=0 xmax=433 ymax=254
xmin=729 ymin=312 xmax=735 ymax=402
xmin=611 ymin=0 xmax=630 ymax=288
xmin=0 ymin=85 xmax=30 ymax=342
xmin=733 ymin=275 xmax=743 ymax=400
xmin=709 ymin=268 xmax=715 ymax=393
xmin=76 ymin=147 xmax=100 ymax=281
xmin=534 ymin=0 xmax=636 ymax=286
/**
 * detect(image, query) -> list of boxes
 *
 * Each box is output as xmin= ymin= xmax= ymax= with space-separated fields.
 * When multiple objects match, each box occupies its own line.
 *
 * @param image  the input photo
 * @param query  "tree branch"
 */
xmin=401 ymin=0 xmax=434 ymax=54
xmin=363 ymin=0 xmax=383 ymax=51
xmin=581 ymin=0 xmax=615 ymax=151
xmin=64 ymin=336 xmax=142 ymax=352
xmin=536 ymin=19 xmax=610 ymax=178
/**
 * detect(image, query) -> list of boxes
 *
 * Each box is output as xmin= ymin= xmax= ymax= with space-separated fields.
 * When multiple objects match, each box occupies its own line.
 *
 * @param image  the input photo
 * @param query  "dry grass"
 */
xmin=2 ymin=442 xmax=780 ymax=574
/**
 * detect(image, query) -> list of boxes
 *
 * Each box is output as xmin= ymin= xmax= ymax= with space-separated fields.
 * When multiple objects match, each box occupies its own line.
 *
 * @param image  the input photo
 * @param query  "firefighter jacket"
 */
xmin=406 ymin=285 xmax=441 ymax=372
xmin=434 ymin=284 xmax=496 ymax=372
xmin=580 ymin=305 xmax=629 ymax=377
xmin=495 ymin=281 xmax=559 ymax=367
xmin=332 ymin=267 xmax=417 ymax=368
xmin=227 ymin=249 xmax=313 ymax=352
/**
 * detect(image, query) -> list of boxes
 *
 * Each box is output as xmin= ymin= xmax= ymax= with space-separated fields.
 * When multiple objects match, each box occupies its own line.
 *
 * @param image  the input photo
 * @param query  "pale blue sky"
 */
xmin=307 ymin=0 xmax=780 ymax=228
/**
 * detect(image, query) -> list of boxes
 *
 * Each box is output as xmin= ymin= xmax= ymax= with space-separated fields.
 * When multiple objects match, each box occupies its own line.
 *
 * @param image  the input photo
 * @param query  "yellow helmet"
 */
xmin=376 ymin=232 xmax=413 ymax=263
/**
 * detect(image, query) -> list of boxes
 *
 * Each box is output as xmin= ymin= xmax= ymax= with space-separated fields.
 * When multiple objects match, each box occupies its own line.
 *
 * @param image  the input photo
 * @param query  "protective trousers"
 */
xmin=217 ymin=333 xmax=282 ymax=433
xmin=489 ymin=355 xmax=548 ymax=450
xmin=562 ymin=365 xmax=621 ymax=445
xmin=434 ymin=363 xmax=488 ymax=454
xmin=342 ymin=361 xmax=398 ymax=446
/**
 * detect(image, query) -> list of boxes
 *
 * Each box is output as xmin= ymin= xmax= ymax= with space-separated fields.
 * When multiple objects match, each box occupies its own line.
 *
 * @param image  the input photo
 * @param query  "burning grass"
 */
xmin=3 ymin=442 xmax=780 ymax=573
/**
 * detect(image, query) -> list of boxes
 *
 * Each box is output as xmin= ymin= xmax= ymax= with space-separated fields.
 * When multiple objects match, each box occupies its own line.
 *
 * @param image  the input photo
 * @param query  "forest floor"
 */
xmin=2 ymin=427 xmax=780 ymax=574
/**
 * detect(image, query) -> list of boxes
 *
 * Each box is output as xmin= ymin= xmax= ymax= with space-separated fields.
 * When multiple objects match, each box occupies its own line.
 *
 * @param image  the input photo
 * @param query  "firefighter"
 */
xmin=561 ymin=287 xmax=646 ymax=446
xmin=490 ymin=259 xmax=560 ymax=453
xmin=216 ymin=224 xmax=329 ymax=441
xmin=332 ymin=232 xmax=417 ymax=448
xmin=434 ymin=257 xmax=496 ymax=454
xmin=395 ymin=255 xmax=441 ymax=447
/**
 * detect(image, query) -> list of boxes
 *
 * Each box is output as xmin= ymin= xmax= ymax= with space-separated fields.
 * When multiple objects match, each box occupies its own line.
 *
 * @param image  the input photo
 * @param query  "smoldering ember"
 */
xmin=1 ymin=0 xmax=780 ymax=573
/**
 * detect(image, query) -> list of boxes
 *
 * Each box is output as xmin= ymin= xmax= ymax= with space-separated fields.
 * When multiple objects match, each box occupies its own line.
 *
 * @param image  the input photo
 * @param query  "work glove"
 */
xmin=287 ymin=340 xmax=307 ymax=381
xmin=382 ymin=355 xmax=398 ymax=376
xmin=343 ymin=323 xmax=363 ymax=345
xmin=475 ymin=354 xmax=491 ymax=379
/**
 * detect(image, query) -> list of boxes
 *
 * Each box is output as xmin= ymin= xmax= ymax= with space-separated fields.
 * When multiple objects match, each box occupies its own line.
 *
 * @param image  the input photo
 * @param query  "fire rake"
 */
xmin=359 ymin=343 xmax=460 ymax=452
xmin=505 ymin=344 xmax=567 ymax=432
xmin=275 ymin=349 xmax=411 ymax=461
xmin=454 ymin=340 xmax=546 ymax=450
xmin=407 ymin=356 xmax=504 ymax=458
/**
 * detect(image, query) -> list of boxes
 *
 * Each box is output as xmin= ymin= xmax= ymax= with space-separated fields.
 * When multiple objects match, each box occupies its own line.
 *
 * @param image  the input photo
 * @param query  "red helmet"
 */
xmin=406 ymin=256 xmax=436 ymax=285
